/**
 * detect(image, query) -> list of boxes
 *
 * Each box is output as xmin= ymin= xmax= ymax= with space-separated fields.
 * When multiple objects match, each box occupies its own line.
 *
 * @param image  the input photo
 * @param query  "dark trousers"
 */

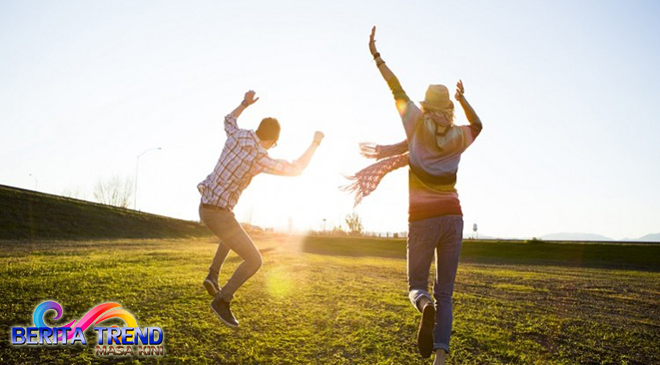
xmin=199 ymin=205 xmax=263 ymax=301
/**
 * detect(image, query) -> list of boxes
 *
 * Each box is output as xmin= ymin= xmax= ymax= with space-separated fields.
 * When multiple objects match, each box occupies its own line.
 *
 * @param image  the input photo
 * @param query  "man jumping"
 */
xmin=197 ymin=90 xmax=324 ymax=328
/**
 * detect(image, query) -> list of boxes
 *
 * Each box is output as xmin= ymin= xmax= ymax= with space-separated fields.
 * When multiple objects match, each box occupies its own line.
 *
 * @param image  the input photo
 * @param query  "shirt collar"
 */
xmin=249 ymin=130 xmax=268 ymax=154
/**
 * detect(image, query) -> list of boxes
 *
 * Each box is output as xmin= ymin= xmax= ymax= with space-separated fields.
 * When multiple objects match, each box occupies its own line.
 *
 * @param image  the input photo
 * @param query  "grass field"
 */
xmin=0 ymin=184 xmax=209 ymax=240
xmin=1 ymin=235 xmax=659 ymax=364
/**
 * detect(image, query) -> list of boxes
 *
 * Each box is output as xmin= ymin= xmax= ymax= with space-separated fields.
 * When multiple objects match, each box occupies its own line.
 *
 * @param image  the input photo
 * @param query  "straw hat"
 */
xmin=419 ymin=84 xmax=453 ymax=111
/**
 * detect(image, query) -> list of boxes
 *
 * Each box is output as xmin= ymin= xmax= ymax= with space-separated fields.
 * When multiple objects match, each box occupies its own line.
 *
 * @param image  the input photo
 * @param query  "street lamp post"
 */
xmin=134 ymin=147 xmax=161 ymax=210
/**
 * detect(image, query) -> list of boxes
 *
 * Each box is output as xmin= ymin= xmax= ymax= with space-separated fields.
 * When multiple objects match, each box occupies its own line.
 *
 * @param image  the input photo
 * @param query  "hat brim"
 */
xmin=419 ymin=101 xmax=449 ymax=111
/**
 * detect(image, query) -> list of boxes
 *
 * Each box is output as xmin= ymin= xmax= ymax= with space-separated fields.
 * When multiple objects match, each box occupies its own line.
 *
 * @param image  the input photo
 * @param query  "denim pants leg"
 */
xmin=407 ymin=219 xmax=438 ymax=308
xmin=408 ymin=215 xmax=463 ymax=353
xmin=199 ymin=205 xmax=263 ymax=301
xmin=208 ymin=241 xmax=231 ymax=281
xmin=432 ymin=215 xmax=463 ymax=352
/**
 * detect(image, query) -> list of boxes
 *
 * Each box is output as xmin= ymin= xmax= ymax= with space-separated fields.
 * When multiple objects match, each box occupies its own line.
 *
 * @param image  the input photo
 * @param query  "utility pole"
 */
xmin=134 ymin=147 xmax=162 ymax=210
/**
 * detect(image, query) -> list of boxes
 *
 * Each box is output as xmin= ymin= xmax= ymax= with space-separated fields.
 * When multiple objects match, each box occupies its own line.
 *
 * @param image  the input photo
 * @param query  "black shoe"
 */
xmin=211 ymin=297 xmax=238 ymax=328
xmin=203 ymin=277 xmax=220 ymax=297
xmin=417 ymin=302 xmax=435 ymax=358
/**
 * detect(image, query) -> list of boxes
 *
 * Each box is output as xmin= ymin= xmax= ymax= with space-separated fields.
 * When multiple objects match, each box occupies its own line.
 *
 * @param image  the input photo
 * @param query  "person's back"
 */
xmin=348 ymin=27 xmax=483 ymax=365
xmin=403 ymin=87 xmax=483 ymax=221
xmin=197 ymin=90 xmax=324 ymax=329
xmin=198 ymin=115 xmax=281 ymax=211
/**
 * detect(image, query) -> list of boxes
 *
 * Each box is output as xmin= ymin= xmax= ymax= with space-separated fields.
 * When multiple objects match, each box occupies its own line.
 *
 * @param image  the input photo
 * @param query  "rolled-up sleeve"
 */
xmin=459 ymin=122 xmax=483 ymax=151
xmin=224 ymin=114 xmax=239 ymax=135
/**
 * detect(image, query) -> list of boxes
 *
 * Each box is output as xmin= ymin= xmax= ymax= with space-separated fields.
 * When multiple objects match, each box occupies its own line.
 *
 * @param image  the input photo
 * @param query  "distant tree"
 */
xmin=329 ymin=225 xmax=344 ymax=236
xmin=93 ymin=175 xmax=134 ymax=208
xmin=345 ymin=212 xmax=364 ymax=236
xmin=61 ymin=186 xmax=86 ymax=200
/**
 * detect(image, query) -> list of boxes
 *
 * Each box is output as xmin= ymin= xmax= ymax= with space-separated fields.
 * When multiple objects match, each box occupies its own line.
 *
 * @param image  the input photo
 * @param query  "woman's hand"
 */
xmin=455 ymin=80 xmax=481 ymax=127
xmin=369 ymin=26 xmax=378 ymax=57
xmin=455 ymin=80 xmax=465 ymax=102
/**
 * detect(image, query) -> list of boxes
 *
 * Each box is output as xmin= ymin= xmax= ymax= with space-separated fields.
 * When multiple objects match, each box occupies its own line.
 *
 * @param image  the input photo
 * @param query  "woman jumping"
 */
xmin=344 ymin=27 xmax=483 ymax=365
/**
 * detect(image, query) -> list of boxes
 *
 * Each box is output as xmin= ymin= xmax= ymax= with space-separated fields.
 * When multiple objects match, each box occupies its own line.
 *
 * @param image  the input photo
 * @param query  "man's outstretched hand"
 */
xmin=243 ymin=90 xmax=259 ymax=106
xmin=313 ymin=131 xmax=325 ymax=145
xmin=369 ymin=26 xmax=378 ymax=57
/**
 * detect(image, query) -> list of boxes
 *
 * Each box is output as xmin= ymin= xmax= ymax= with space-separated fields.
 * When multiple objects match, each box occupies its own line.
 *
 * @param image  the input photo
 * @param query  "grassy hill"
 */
xmin=302 ymin=236 xmax=660 ymax=271
xmin=0 ymin=184 xmax=210 ymax=240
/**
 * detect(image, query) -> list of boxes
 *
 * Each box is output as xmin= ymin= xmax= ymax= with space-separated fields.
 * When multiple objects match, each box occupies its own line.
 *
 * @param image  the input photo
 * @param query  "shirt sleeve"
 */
xmin=224 ymin=114 xmax=239 ymax=135
xmin=387 ymin=77 xmax=422 ymax=138
xmin=255 ymin=154 xmax=300 ymax=176
xmin=459 ymin=122 xmax=483 ymax=151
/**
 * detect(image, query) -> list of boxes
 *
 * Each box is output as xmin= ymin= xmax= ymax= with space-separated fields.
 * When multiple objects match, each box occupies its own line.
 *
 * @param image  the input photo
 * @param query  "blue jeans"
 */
xmin=199 ymin=205 xmax=263 ymax=302
xmin=407 ymin=215 xmax=463 ymax=353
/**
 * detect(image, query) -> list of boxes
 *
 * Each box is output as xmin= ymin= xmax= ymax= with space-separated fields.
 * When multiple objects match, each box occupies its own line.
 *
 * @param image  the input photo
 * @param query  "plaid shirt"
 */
xmin=197 ymin=113 xmax=299 ymax=210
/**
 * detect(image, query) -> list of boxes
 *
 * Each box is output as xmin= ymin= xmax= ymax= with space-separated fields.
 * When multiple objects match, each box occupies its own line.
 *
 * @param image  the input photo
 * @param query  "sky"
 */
xmin=1 ymin=0 xmax=659 ymax=239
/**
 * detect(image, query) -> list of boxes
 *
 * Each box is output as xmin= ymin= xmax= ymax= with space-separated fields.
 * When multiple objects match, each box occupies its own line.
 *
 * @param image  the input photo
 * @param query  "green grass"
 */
xmin=1 ymin=235 xmax=659 ymax=364
xmin=0 ymin=184 xmax=210 ymax=240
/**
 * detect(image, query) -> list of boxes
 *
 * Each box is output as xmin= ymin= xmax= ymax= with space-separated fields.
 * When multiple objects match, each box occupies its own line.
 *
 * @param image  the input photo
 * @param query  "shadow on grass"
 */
xmin=302 ymin=236 xmax=660 ymax=272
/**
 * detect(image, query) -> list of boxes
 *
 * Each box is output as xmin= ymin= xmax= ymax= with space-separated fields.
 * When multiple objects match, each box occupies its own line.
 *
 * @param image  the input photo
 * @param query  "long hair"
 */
xmin=422 ymin=104 xmax=455 ymax=127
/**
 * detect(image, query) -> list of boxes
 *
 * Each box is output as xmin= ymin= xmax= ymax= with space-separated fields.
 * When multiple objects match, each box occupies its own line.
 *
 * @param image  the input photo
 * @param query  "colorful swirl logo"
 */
xmin=12 ymin=300 xmax=164 ymax=356
xmin=33 ymin=301 xmax=138 ymax=341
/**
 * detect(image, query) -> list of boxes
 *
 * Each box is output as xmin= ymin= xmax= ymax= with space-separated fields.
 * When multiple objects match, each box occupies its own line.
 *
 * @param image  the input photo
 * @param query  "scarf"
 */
xmin=342 ymin=112 xmax=452 ymax=206
xmin=341 ymin=141 xmax=410 ymax=207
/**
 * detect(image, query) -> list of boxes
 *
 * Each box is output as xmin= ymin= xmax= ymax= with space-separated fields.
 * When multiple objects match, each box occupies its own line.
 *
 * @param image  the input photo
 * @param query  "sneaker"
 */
xmin=417 ymin=302 xmax=435 ymax=358
xmin=211 ymin=297 xmax=238 ymax=328
xmin=203 ymin=277 xmax=220 ymax=297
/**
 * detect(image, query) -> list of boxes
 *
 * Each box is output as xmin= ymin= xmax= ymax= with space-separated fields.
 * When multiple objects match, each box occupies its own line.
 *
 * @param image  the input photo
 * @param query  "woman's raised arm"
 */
xmin=369 ymin=26 xmax=397 ymax=84
xmin=369 ymin=26 xmax=417 ymax=123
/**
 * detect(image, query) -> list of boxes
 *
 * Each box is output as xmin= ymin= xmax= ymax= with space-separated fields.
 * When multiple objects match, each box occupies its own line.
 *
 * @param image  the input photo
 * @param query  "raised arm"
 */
xmin=369 ymin=26 xmax=420 ymax=137
xmin=259 ymin=132 xmax=325 ymax=176
xmin=291 ymin=131 xmax=324 ymax=175
xmin=454 ymin=80 xmax=483 ymax=131
xmin=369 ymin=27 xmax=397 ymax=85
xmin=225 ymin=90 xmax=259 ymax=135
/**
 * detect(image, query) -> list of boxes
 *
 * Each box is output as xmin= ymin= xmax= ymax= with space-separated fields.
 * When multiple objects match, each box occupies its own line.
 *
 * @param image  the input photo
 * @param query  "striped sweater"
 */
xmin=388 ymin=78 xmax=482 ymax=221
